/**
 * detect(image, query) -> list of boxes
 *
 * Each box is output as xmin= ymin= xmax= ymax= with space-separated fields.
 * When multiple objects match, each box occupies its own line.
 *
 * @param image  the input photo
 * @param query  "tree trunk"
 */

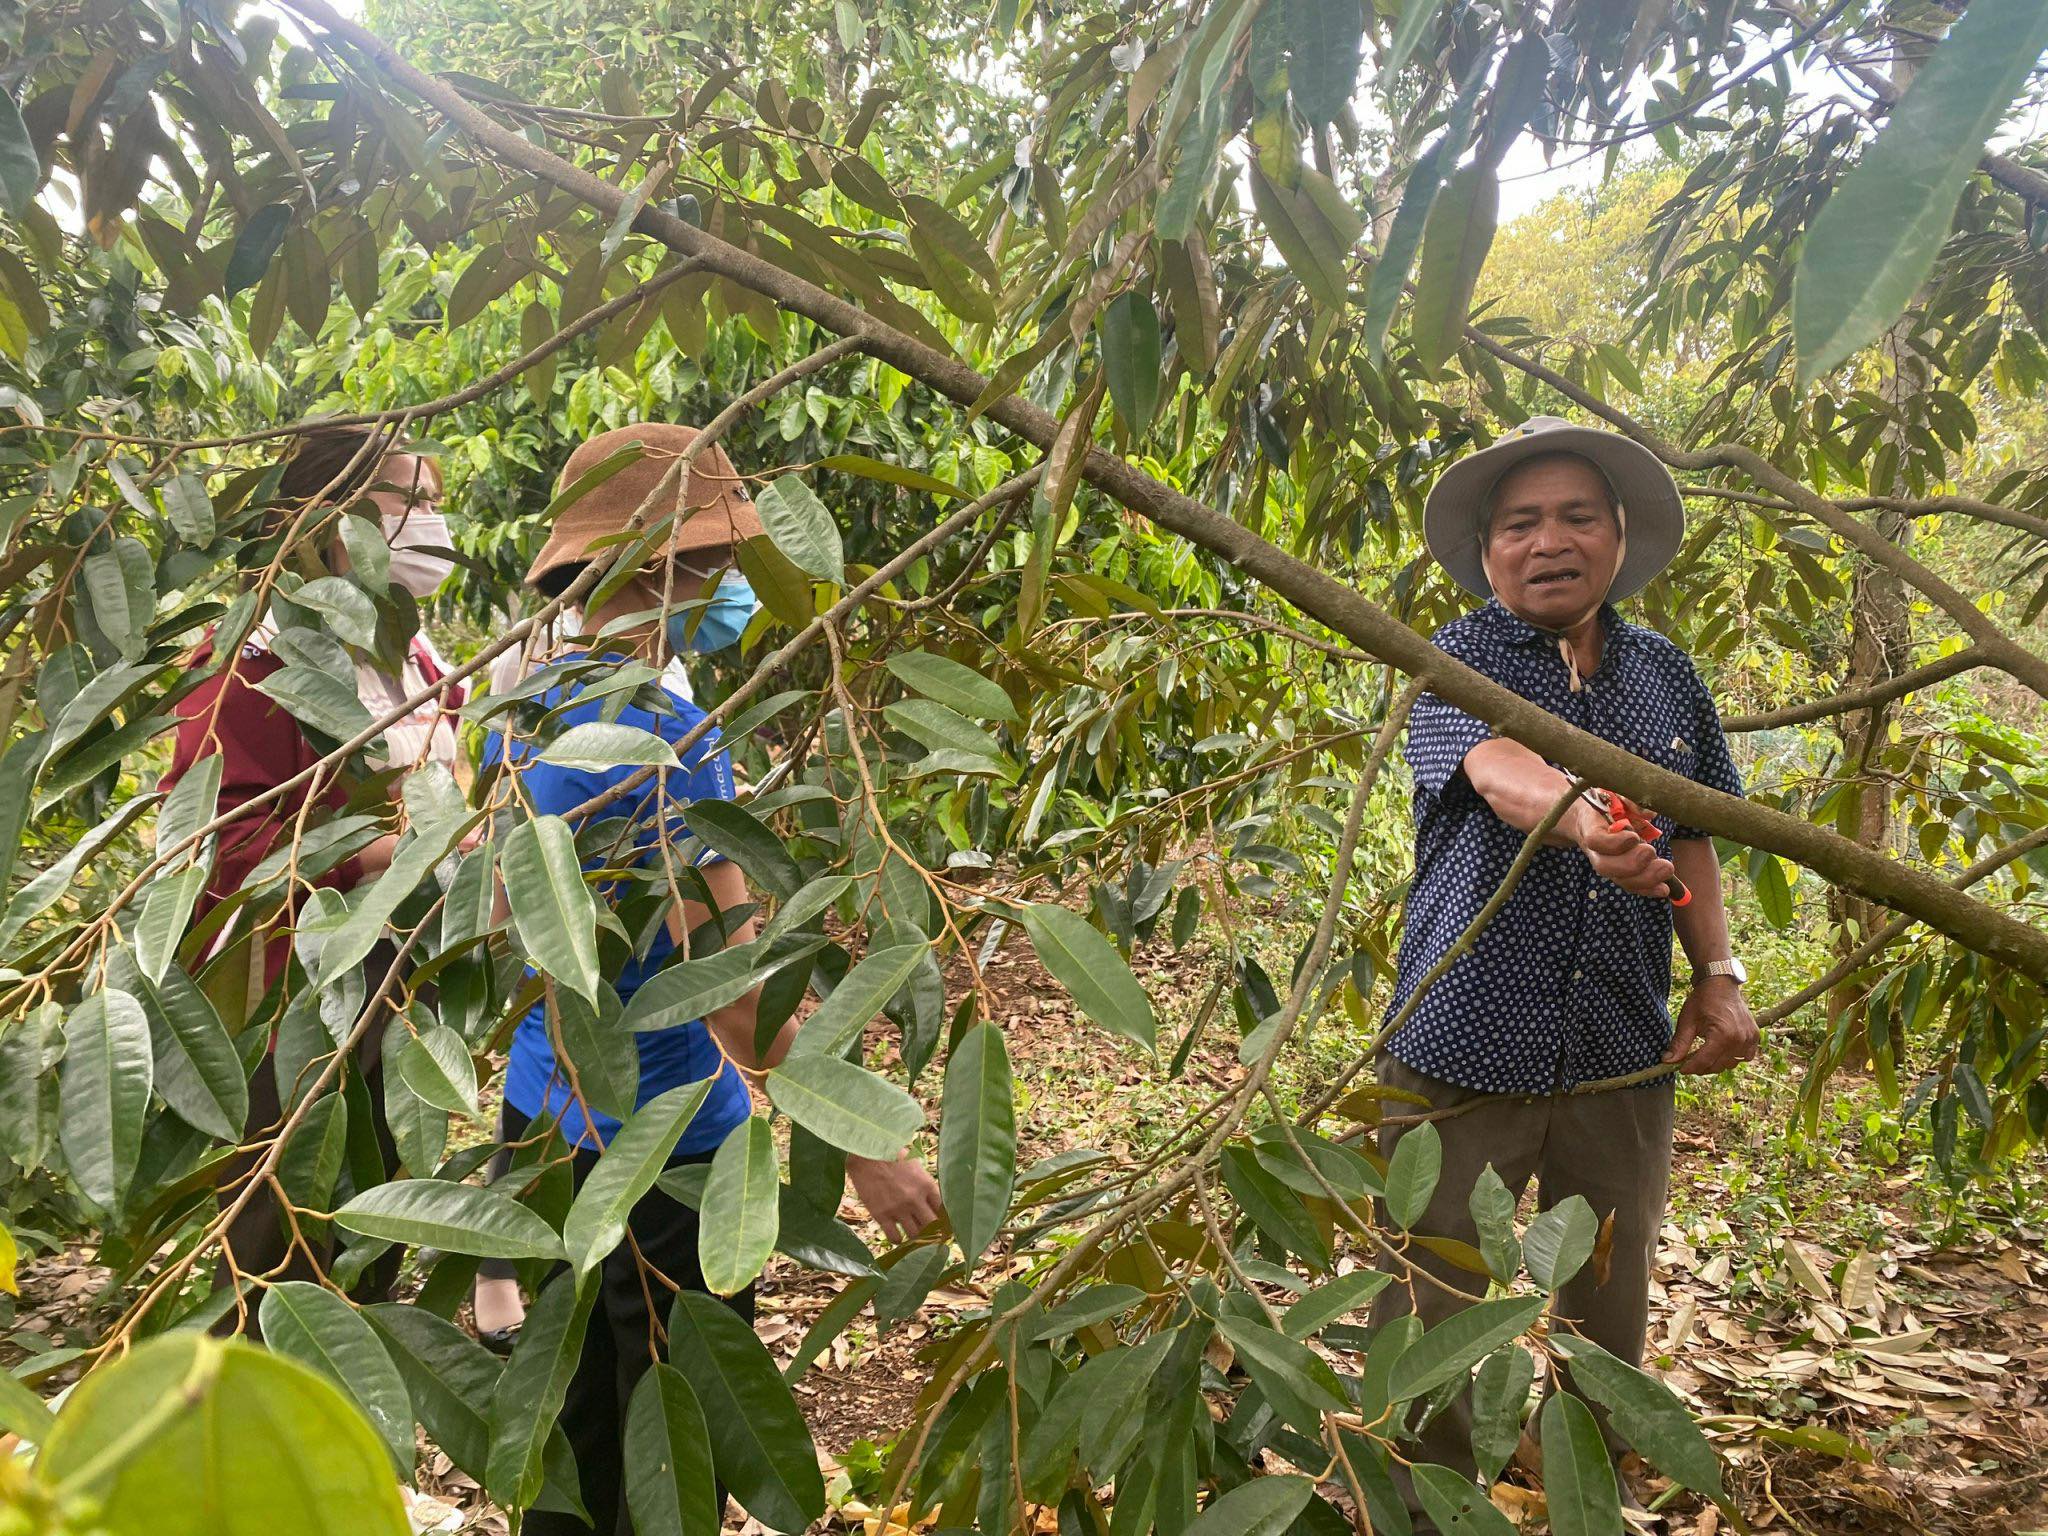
xmin=1826 ymin=32 xmax=1929 ymax=1054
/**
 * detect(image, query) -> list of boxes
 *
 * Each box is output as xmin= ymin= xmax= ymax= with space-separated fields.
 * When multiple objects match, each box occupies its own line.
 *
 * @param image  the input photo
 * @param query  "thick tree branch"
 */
xmin=1722 ymin=649 xmax=1985 ymax=732
xmin=1760 ymin=824 xmax=2048 ymax=1027
xmin=1680 ymin=482 xmax=2048 ymax=546
xmin=287 ymin=0 xmax=2048 ymax=979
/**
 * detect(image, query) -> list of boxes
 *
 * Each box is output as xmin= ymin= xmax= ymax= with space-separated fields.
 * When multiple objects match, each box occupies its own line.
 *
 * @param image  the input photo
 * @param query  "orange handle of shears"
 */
xmin=1600 ymin=793 xmax=1692 ymax=907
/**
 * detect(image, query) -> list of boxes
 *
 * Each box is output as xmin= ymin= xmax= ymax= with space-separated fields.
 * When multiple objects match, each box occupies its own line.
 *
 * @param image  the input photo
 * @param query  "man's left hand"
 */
xmin=1664 ymin=977 xmax=1759 ymax=1074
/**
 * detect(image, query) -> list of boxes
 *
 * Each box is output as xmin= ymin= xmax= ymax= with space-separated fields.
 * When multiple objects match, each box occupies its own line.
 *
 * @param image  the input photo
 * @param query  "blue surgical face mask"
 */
xmin=665 ymin=571 xmax=759 ymax=656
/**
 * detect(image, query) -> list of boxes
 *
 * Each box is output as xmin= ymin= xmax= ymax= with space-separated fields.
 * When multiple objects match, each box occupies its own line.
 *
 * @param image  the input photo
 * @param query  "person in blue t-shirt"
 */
xmin=483 ymin=423 xmax=943 ymax=1536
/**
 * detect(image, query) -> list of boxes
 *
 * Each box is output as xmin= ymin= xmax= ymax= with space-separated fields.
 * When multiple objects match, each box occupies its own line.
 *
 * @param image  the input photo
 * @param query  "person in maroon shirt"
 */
xmin=162 ymin=424 xmax=472 ymax=1334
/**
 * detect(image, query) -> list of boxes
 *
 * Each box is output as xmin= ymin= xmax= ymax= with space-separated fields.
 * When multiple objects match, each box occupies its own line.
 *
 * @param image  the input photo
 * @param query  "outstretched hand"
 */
xmin=847 ymin=1153 xmax=945 ymax=1244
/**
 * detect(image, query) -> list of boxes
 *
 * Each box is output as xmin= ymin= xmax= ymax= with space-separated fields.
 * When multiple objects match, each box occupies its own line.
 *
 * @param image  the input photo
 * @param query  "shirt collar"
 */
xmin=1480 ymin=597 xmax=1630 ymax=652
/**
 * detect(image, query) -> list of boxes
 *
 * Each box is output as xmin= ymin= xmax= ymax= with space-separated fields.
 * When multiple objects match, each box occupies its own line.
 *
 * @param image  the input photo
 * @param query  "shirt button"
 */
xmin=1572 ymin=968 xmax=1584 ymax=980
xmin=1587 ymin=890 xmax=1598 ymax=902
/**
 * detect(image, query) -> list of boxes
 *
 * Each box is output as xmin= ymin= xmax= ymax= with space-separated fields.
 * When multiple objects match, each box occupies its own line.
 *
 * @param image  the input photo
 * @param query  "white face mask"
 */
xmin=383 ymin=511 xmax=457 ymax=598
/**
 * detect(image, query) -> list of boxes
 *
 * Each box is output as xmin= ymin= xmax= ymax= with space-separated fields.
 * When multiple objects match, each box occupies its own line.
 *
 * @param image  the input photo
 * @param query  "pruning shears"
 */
xmin=1587 ymin=788 xmax=1692 ymax=907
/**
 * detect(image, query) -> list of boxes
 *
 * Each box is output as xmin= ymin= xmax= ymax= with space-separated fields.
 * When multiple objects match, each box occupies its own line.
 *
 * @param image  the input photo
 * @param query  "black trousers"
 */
xmin=504 ymin=1101 xmax=754 ymax=1536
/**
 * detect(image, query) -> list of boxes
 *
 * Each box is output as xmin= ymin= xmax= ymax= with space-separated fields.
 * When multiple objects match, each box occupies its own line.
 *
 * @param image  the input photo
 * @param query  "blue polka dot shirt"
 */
xmin=1384 ymin=599 xmax=1745 ymax=1094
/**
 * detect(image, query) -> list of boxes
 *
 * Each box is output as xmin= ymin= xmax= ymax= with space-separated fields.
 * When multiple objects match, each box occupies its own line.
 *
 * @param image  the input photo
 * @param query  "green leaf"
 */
xmin=35 ymin=1333 xmax=407 ymax=1536
xmin=1384 ymin=1120 xmax=1442 ymax=1229
xmin=383 ymin=1066 xmax=448 ymax=1177
xmin=162 ymin=470 xmax=216 ymax=546
xmin=1280 ymin=0 xmax=1365 ymax=123
xmin=1792 ymin=0 xmax=2048 ymax=385
xmin=938 ymin=1022 xmax=1016 ymax=1266
xmin=319 ymin=817 xmax=468 ymax=981
xmin=1468 ymin=1163 xmax=1521 ymax=1283
xmin=1247 ymin=164 xmax=1355 ymax=310
xmin=1028 ymin=1283 xmax=1147 ymax=1342
xmin=1384 ymin=0 xmax=1448 ymax=79
xmin=292 ymin=577 xmax=381 ymax=649
xmin=1411 ymin=1462 xmax=1516 ymax=1535
xmin=255 ymin=665 xmax=374 ymax=744
xmin=1751 ymin=854 xmax=1794 ymax=929
xmin=226 ymin=203 xmax=293 ymax=297
xmin=1550 ymin=1335 xmax=1726 ymax=1498
xmin=560 ymin=1081 xmax=713 ymax=1276
xmin=871 ymin=1243 xmax=949 ymax=1328
xmin=1216 ymin=1312 xmax=1349 ymax=1435
xmin=753 ymin=476 xmax=844 ymax=583
xmin=486 ymin=1270 xmax=598 ymax=1509
xmin=625 ymin=1362 xmax=720 ymax=1536
xmin=668 ymin=1291 xmax=826 ymax=1531
xmin=1016 ymin=903 xmax=1156 ymax=1051
xmin=503 ymin=816 xmax=603 ymax=1004
xmin=882 ymin=698 xmax=1007 ymax=761
xmin=786 ymin=946 xmax=933 ymax=1064
xmin=135 ymin=866 xmax=206 ymax=985
xmin=761 ymin=874 xmax=854 ymax=946
xmin=1410 ymin=161 xmax=1498 ymax=375
xmin=623 ymin=940 xmax=793 ymax=1033
xmin=774 ymin=1184 xmax=877 ymax=1277
xmin=1387 ymin=1295 xmax=1547 ymax=1403
xmin=766 ymin=1054 xmax=924 ymax=1161
xmin=0 ymin=92 xmax=42 ymax=217
xmin=1101 ymin=291 xmax=1163 ymax=435
xmin=1361 ymin=55 xmax=1488 ymax=361
xmin=0 ymin=1365 xmax=53 ymax=1444
xmin=365 ymin=1302 xmax=502 ymax=1485
xmin=1185 ymin=1474 xmax=1314 ymax=1536
xmin=884 ymin=651 xmax=1017 ymax=722
xmin=258 ymin=1283 xmax=415 ymax=1474
xmin=1156 ymin=94 xmax=1227 ymax=243
xmin=1470 ymin=1344 xmax=1536 ymax=1483
xmin=81 ymin=540 xmax=155 ymax=660
xmin=0 ymin=731 xmax=49 ymax=895
xmin=684 ymin=799 xmax=804 ymax=900
xmin=60 ymin=990 xmax=153 ymax=1213
xmin=335 ymin=1179 xmax=567 ymax=1261
xmin=539 ymin=721 xmax=680 ymax=771
xmin=396 ymin=1024 xmax=481 ymax=1120
xmin=552 ymin=985 xmax=639 ymax=1123
xmin=1219 ymin=1143 xmax=1328 ymax=1265
xmin=1282 ymin=1269 xmax=1393 ymax=1340
xmin=140 ymin=962 xmax=246 ymax=1146
xmin=156 ymin=752 xmax=222 ymax=868
xmin=815 ymin=455 xmax=964 ymax=499
xmin=1523 ymin=1195 xmax=1598 ymax=1291
xmin=901 ymin=193 xmax=999 ymax=323
xmin=278 ymin=1092 xmax=350 ymax=1225
xmin=699 ymin=1117 xmax=781 ymax=1296
xmin=1540 ymin=1392 xmax=1623 ymax=1536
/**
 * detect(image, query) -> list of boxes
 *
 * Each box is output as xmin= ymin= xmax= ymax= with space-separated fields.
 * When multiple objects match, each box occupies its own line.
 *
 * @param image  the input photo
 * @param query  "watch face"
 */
xmin=1721 ymin=958 xmax=1748 ymax=984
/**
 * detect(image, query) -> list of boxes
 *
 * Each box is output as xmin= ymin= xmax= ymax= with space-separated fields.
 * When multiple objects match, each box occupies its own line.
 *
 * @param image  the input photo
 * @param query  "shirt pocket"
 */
xmin=1622 ymin=709 xmax=1699 ymax=834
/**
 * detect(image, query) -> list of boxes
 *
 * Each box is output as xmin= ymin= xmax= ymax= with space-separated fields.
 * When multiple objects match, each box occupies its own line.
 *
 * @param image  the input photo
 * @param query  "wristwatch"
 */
xmin=1696 ymin=957 xmax=1747 ymax=986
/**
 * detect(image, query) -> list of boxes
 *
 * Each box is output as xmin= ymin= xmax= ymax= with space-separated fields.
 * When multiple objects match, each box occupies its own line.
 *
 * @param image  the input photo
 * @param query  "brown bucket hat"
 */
xmin=524 ymin=422 xmax=764 ymax=589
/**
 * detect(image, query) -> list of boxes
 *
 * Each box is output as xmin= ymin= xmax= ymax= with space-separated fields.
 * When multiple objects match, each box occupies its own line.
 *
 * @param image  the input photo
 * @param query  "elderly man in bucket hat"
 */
xmin=1370 ymin=417 xmax=1757 ymax=1527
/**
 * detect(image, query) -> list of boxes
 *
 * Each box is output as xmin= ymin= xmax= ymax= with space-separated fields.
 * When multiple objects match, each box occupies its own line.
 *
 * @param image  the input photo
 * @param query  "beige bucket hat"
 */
xmin=524 ymin=422 xmax=764 ymax=589
xmin=1423 ymin=415 xmax=1684 ymax=601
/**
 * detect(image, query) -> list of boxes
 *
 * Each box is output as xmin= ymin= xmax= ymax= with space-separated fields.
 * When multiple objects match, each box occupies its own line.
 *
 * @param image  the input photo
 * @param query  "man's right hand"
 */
xmin=1573 ymin=804 xmax=1678 ymax=898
